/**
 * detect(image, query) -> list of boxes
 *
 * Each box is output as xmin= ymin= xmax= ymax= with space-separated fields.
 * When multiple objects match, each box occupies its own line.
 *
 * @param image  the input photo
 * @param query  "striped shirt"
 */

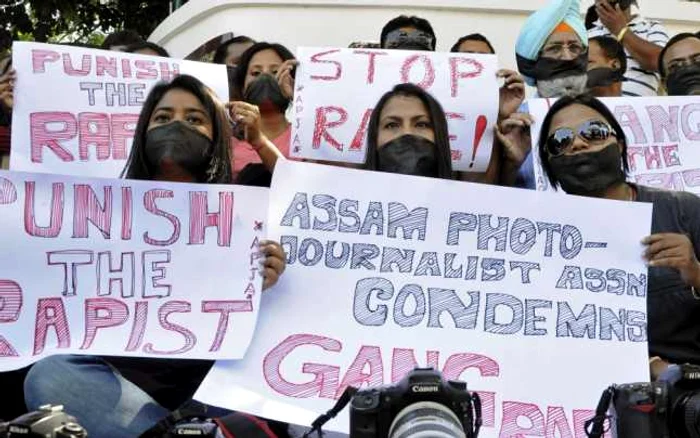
xmin=589 ymin=15 xmax=669 ymax=97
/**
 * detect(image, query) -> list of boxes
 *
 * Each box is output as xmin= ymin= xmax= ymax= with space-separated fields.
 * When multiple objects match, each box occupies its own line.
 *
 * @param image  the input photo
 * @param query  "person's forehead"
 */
xmin=544 ymin=31 xmax=582 ymax=46
xmin=381 ymin=95 xmax=428 ymax=117
xmin=587 ymin=41 xmax=607 ymax=59
xmin=249 ymin=49 xmax=283 ymax=66
xmin=664 ymin=38 xmax=700 ymax=64
xmin=550 ymin=104 xmax=604 ymax=128
xmin=156 ymin=88 xmax=205 ymax=110
xmin=458 ymin=40 xmax=492 ymax=53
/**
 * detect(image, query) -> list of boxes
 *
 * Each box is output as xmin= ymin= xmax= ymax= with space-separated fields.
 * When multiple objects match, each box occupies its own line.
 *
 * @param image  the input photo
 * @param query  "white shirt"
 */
xmin=589 ymin=15 xmax=670 ymax=97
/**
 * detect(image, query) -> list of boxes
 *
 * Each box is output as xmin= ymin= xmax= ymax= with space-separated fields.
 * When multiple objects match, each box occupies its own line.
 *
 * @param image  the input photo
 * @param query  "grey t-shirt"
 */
xmin=636 ymin=184 xmax=700 ymax=364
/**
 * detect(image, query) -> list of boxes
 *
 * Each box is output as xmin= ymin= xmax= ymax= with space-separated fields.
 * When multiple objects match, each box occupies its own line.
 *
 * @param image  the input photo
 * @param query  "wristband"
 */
xmin=616 ymin=26 xmax=630 ymax=42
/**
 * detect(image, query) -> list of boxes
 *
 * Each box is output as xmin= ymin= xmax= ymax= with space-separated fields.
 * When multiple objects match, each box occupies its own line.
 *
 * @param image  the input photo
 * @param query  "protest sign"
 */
xmin=289 ymin=47 xmax=499 ymax=172
xmin=9 ymin=41 xmax=229 ymax=178
xmin=0 ymin=170 xmax=267 ymax=371
xmin=195 ymin=160 xmax=651 ymax=436
xmin=529 ymin=96 xmax=700 ymax=194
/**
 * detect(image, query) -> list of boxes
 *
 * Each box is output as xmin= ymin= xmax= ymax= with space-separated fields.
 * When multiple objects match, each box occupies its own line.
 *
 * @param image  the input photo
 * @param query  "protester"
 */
xmin=380 ymin=15 xmax=436 ymax=51
xmin=125 ymin=41 xmax=170 ymax=57
xmin=587 ymin=0 xmax=669 ymax=96
xmin=23 ymin=74 xmax=287 ymax=438
xmin=658 ymin=33 xmax=700 ymax=96
xmin=500 ymin=0 xmax=589 ymax=188
xmin=587 ymin=36 xmax=626 ymax=97
xmin=363 ymin=83 xmax=452 ymax=179
xmin=231 ymin=42 xmax=294 ymax=176
xmin=537 ymin=93 xmax=700 ymax=377
xmin=101 ymin=29 xmax=144 ymax=51
xmin=450 ymin=33 xmax=495 ymax=54
xmin=213 ymin=35 xmax=256 ymax=67
xmin=0 ymin=53 xmax=13 ymax=169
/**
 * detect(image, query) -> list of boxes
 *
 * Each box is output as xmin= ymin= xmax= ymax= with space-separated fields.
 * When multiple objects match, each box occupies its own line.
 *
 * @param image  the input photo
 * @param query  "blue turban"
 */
xmin=515 ymin=0 xmax=588 ymax=85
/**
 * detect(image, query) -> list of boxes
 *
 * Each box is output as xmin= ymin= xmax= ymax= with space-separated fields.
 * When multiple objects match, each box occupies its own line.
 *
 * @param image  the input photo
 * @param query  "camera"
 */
xmin=0 ymin=405 xmax=87 ymax=437
xmin=587 ymin=364 xmax=700 ymax=438
xmin=349 ymin=367 xmax=481 ymax=438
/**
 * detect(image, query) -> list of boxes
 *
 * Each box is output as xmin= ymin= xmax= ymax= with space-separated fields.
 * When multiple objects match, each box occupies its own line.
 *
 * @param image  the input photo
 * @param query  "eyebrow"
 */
xmin=380 ymin=114 xmax=431 ymax=122
xmin=153 ymin=106 xmax=210 ymax=118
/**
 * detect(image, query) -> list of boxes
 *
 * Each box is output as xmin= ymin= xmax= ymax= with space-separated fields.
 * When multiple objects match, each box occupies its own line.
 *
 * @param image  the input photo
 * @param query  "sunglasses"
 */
xmin=546 ymin=120 xmax=617 ymax=157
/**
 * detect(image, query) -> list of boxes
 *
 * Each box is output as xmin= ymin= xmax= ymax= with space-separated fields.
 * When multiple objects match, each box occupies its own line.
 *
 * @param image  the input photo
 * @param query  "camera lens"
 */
xmin=388 ymin=401 xmax=466 ymax=438
xmin=677 ymin=392 xmax=700 ymax=438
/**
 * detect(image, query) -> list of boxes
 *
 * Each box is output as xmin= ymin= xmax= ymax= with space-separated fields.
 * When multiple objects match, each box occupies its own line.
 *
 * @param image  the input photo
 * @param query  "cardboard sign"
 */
xmin=9 ymin=41 xmax=229 ymax=178
xmin=195 ymin=160 xmax=651 ymax=436
xmin=529 ymin=96 xmax=700 ymax=194
xmin=0 ymin=170 xmax=267 ymax=371
xmin=290 ymin=47 xmax=499 ymax=172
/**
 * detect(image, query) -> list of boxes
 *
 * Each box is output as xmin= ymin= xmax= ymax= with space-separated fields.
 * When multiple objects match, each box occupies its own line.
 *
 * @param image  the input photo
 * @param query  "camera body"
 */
xmin=612 ymin=364 xmax=700 ymax=437
xmin=0 ymin=405 xmax=87 ymax=438
xmin=349 ymin=367 xmax=480 ymax=438
xmin=166 ymin=418 xmax=219 ymax=437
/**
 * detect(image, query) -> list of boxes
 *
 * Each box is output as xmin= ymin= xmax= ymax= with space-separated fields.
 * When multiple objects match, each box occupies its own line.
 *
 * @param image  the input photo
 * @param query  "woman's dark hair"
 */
xmin=380 ymin=15 xmax=436 ymax=50
xmin=102 ymin=30 xmax=143 ymax=50
xmin=538 ymin=94 xmax=629 ymax=190
xmin=589 ymin=36 xmax=627 ymax=74
xmin=450 ymin=33 xmax=495 ymax=54
xmin=233 ymin=42 xmax=295 ymax=94
xmin=658 ymin=33 xmax=700 ymax=78
xmin=125 ymin=41 xmax=170 ymax=57
xmin=121 ymin=74 xmax=233 ymax=184
xmin=213 ymin=36 xmax=256 ymax=64
xmin=364 ymin=83 xmax=453 ymax=179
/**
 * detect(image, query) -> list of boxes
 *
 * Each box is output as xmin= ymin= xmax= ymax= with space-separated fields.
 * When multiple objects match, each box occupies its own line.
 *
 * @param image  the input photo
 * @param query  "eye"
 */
xmin=416 ymin=120 xmax=432 ymax=129
xmin=250 ymin=70 xmax=261 ymax=77
xmin=383 ymin=121 xmax=400 ymax=129
xmin=186 ymin=114 xmax=204 ymax=125
xmin=152 ymin=112 xmax=170 ymax=123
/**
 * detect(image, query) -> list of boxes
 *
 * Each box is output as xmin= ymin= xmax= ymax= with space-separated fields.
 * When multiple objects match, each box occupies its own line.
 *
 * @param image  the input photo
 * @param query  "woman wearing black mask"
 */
xmin=231 ymin=42 xmax=296 ymax=177
xmin=25 ymin=74 xmax=287 ymax=438
xmin=364 ymin=83 xmax=452 ymax=179
xmin=539 ymin=94 xmax=700 ymax=379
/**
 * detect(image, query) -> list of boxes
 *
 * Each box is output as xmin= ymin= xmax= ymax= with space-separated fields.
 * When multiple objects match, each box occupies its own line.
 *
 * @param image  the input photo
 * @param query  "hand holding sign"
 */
xmin=276 ymin=59 xmax=298 ymax=100
xmin=259 ymin=240 xmax=287 ymax=290
xmin=643 ymin=233 xmax=700 ymax=287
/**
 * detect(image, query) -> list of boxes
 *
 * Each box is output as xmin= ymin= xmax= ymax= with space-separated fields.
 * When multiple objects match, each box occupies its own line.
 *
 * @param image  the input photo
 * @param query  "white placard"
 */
xmin=195 ymin=160 xmax=650 ymax=436
xmin=9 ymin=41 xmax=229 ymax=178
xmin=529 ymin=96 xmax=700 ymax=194
xmin=0 ymin=170 xmax=267 ymax=371
xmin=290 ymin=47 xmax=499 ymax=172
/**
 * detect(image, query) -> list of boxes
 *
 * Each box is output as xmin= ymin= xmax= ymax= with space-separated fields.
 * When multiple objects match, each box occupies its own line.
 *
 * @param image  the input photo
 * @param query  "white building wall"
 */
xmin=151 ymin=0 xmax=700 ymax=70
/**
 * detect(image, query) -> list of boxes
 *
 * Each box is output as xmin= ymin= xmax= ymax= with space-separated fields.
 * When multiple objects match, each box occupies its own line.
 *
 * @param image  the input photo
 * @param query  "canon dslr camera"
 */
xmin=349 ymin=367 xmax=481 ymax=438
xmin=0 ymin=405 xmax=86 ymax=437
xmin=587 ymin=363 xmax=700 ymax=438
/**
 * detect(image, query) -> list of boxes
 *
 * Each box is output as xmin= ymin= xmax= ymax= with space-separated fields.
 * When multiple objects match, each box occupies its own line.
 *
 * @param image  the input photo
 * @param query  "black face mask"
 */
xmin=587 ymin=67 xmax=625 ymax=88
xmin=376 ymin=135 xmax=439 ymax=178
xmin=145 ymin=121 xmax=214 ymax=182
xmin=549 ymin=142 xmax=625 ymax=195
xmin=666 ymin=63 xmax=700 ymax=96
xmin=243 ymin=73 xmax=290 ymax=113
xmin=384 ymin=29 xmax=435 ymax=51
xmin=516 ymin=51 xmax=588 ymax=83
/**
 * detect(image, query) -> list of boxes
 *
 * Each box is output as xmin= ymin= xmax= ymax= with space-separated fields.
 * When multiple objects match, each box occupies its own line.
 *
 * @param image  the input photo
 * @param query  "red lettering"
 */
xmin=350 ymin=109 xmax=373 ymax=151
xmin=446 ymin=112 xmax=466 ymax=142
xmin=31 ymin=49 xmax=60 ymax=73
xmin=72 ymin=184 xmax=112 ymax=239
xmin=545 ymin=406 xmax=574 ymax=438
xmin=400 ymin=55 xmax=435 ymax=90
xmin=335 ymin=345 xmax=383 ymax=398
xmin=353 ymin=50 xmax=388 ymax=84
xmin=682 ymin=103 xmax=700 ymax=141
xmin=159 ymin=61 xmax=179 ymax=82
xmin=24 ymin=181 xmax=64 ymax=238
xmin=614 ymin=105 xmax=648 ymax=144
xmin=95 ymin=56 xmax=118 ymax=77
xmin=125 ymin=301 xmax=148 ymax=351
xmin=121 ymin=187 xmax=133 ymax=240
xmin=0 ymin=177 xmax=17 ymax=204
xmin=78 ymin=112 xmax=111 ymax=161
xmin=188 ymin=191 xmax=234 ymax=247
xmin=143 ymin=301 xmax=197 ymax=355
xmin=110 ymin=113 xmax=138 ymax=160
xmin=34 ymin=298 xmax=70 ymax=355
xmin=63 ymin=53 xmax=91 ymax=76
xmin=0 ymin=280 xmax=22 ymax=357
xmin=310 ymin=50 xmax=342 ymax=81
xmin=312 ymin=106 xmax=348 ymax=151
xmin=30 ymin=112 xmax=77 ymax=162
xmin=80 ymin=298 xmax=129 ymax=349
xmin=500 ymin=401 xmax=545 ymax=437
xmin=134 ymin=60 xmax=158 ymax=79
xmin=263 ymin=334 xmax=341 ymax=398
xmin=449 ymin=57 xmax=484 ymax=97
xmin=143 ymin=189 xmax=181 ymax=246
xmin=202 ymin=300 xmax=254 ymax=352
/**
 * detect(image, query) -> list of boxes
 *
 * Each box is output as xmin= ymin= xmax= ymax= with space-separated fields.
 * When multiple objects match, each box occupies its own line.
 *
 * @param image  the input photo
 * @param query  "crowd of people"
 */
xmin=1 ymin=0 xmax=700 ymax=436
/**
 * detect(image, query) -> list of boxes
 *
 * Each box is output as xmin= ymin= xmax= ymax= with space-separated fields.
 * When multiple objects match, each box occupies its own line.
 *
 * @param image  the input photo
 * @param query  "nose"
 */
xmin=568 ymin=134 xmax=590 ymax=153
xmin=559 ymin=47 xmax=578 ymax=61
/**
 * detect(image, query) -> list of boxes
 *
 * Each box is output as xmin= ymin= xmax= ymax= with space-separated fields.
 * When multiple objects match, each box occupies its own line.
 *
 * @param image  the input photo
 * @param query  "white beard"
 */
xmin=537 ymin=74 xmax=588 ymax=98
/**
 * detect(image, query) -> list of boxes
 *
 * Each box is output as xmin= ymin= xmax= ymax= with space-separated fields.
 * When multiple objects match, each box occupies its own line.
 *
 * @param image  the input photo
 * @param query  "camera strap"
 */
xmin=302 ymin=386 xmax=358 ymax=438
xmin=469 ymin=392 xmax=483 ymax=438
xmin=584 ymin=385 xmax=615 ymax=438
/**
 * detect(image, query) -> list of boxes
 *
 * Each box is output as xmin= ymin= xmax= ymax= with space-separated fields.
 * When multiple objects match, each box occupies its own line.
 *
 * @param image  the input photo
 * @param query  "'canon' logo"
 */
xmin=412 ymin=385 xmax=439 ymax=393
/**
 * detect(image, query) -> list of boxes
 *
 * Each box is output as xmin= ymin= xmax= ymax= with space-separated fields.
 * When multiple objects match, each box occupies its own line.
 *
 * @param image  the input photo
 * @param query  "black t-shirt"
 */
xmin=636 ymin=184 xmax=700 ymax=365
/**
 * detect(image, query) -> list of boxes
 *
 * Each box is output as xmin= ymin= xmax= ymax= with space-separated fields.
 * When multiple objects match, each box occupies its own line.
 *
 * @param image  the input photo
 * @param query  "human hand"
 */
xmin=228 ymin=101 xmax=266 ymax=148
xmin=643 ymin=233 xmax=700 ymax=288
xmin=497 ymin=69 xmax=525 ymax=120
xmin=494 ymin=112 xmax=534 ymax=169
xmin=259 ymin=240 xmax=286 ymax=291
xmin=276 ymin=59 xmax=297 ymax=100
xmin=596 ymin=1 xmax=629 ymax=36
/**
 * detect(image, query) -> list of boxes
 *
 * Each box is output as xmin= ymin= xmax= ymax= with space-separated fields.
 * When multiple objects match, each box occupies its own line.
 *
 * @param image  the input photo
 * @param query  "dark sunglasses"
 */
xmin=546 ymin=119 xmax=617 ymax=157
